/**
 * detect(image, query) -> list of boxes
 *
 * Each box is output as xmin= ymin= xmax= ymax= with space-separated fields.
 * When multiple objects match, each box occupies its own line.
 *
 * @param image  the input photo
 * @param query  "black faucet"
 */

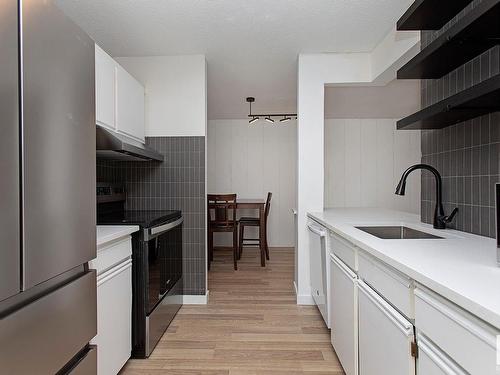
xmin=395 ymin=164 xmax=458 ymax=229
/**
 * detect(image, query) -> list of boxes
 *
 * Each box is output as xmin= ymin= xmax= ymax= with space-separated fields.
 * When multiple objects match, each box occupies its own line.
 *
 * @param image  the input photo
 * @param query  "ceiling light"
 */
xmin=246 ymin=97 xmax=296 ymax=126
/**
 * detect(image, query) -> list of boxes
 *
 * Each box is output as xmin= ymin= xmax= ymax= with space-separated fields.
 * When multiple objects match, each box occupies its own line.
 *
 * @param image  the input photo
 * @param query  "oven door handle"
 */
xmin=150 ymin=217 xmax=184 ymax=236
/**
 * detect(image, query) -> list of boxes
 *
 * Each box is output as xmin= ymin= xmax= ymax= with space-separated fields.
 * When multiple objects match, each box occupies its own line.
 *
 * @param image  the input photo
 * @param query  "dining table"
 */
xmin=235 ymin=198 xmax=266 ymax=267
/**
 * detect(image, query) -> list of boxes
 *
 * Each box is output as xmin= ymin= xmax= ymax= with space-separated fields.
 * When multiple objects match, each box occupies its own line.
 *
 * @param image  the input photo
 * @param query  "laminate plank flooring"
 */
xmin=121 ymin=247 xmax=344 ymax=374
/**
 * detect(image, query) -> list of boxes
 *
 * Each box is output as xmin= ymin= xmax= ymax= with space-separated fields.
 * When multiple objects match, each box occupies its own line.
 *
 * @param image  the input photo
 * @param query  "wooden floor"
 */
xmin=121 ymin=247 xmax=344 ymax=374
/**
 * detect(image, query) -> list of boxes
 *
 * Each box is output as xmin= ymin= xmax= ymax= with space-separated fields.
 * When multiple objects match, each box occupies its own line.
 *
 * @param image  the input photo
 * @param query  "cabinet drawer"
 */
xmin=358 ymin=251 xmax=414 ymax=319
xmin=417 ymin=333 xmax=467 ymax=375
xmin=90 ymin=236 xmax=132 ymax=275
xmin=329 ymin=232 xmax=357 ymax=271
xmin=415 ymin=286 xmax=499 ymax=375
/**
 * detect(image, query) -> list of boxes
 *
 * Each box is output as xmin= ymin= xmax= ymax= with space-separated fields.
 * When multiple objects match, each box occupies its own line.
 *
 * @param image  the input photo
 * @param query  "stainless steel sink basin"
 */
xmin=355 ymin=226 xmax=443 ymax=240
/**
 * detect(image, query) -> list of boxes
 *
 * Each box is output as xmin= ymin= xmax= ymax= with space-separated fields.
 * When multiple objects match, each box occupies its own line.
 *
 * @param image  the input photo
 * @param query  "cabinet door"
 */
xmin=330 ymin=255 xmax=358 ymax=375
xmin=91 ymin=260 xmax=132 ymax=375
xmin=417 ymin=333 xmax=468 ymax=375
xmin=116 ymin=65 xmax=145 ymax=142
xmin=95 ymin=44 xmax=116 ymax=130
xmin=358 ymin=281 xmax=415 ymax=375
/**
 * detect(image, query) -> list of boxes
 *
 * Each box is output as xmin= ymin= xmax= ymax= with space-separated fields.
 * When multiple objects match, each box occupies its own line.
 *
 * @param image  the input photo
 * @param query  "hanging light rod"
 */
xmin=246 ymin=97 xmax=296 ymax=124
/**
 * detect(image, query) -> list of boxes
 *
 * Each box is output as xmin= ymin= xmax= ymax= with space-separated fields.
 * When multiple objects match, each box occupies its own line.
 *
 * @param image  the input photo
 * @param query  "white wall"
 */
xmin=207 ymin=119 xmax=297 ymax=247
xmin=296 ymin=29 xmax=420 ymax=305
xmin=324 ymin=119 xmax=421 ymax=214
xmin=324 ymin=80 xmax=420 ymax=119
xmin=117 ymin=54 xmax=208 ymax=299
xmin=116 ymin=55 xmax=207 ymax=137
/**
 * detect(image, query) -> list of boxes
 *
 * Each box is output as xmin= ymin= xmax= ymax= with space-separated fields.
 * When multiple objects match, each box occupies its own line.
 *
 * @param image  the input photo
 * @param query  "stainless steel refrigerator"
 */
xmin=0 ymin=0 xmax=97 ymax=373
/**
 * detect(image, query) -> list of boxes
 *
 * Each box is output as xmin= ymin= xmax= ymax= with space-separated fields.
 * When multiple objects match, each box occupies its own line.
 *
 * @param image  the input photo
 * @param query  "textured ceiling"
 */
xmin=56 ymin=0 xmax=413 ymax=119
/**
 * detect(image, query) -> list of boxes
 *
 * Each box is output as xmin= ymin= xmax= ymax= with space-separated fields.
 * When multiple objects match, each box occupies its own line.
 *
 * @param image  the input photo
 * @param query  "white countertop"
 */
xmin=97 ymin=225 xmax=139 ymax=248
xmin=307 ymin=208 xmax=500 ymax=329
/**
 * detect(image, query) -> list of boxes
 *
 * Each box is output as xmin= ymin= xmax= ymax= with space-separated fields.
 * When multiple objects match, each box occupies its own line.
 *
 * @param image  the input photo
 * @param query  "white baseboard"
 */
xmin=293 ymin=281 xmax=315 ymax=305
xmin=183 ymin=290 xmax=209 ymax=304
xmin=296 ymin=294 xmax=315 ymax=305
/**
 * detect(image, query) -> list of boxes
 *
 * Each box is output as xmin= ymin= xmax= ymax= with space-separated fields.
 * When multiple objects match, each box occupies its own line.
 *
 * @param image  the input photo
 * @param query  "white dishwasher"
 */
xmin=307 ymin=219 xmax=331 ymax=327
xmin=90 ymin=236 xmax=133 ymax=375
xmin=358 ymin=280 xmax=416 ymax=375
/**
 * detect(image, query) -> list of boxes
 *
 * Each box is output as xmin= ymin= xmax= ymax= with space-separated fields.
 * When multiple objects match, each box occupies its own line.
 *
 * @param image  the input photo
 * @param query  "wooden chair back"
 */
xmin=264 ymin=192 xmax=272 ymax=220
xmin=207 ymin=194 xmax=237 ymax=229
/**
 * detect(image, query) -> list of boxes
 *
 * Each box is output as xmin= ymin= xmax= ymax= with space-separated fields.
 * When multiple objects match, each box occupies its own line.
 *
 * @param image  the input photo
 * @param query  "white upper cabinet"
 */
xmin=115 ymin=65 xmax=145 ymax=142
xmin=95 ymin=43 xmax=145 ymax=143
xmin=95 ymin=44 xmax=116 ymax=131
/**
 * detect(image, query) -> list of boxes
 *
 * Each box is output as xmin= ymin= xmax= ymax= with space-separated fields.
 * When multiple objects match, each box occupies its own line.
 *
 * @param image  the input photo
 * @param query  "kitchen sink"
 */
xmin=355 ymin=226 xmax=443 ymax=240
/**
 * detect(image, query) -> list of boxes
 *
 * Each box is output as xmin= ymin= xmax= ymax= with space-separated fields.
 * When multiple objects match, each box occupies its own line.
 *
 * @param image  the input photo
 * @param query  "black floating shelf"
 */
xmin=397 ymin=0 xmax=473 ymax=31
xmin=397 ymin=74 xmax=500 ymax=130
xmin=398 ymin=0 xmax=500 ymax=79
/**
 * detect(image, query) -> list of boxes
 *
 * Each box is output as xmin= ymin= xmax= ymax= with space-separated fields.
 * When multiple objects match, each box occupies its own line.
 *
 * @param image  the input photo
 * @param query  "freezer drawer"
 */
xmin=22 ymin=0 xmax=96 ymax=289
xmin=68 ymin=346 xmax=97 ymax=375
xmin=0 ymin=0 xmax=20 ymax=302
xmin=358 ymin=280 xmax=415 ymax=375
xmin=0 ymin=271 xmax=97 ymax=375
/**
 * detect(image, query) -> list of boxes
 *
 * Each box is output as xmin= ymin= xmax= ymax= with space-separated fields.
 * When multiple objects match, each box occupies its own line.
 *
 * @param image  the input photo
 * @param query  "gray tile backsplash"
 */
xmin=97 ymin=136 xmax=206 ymax=295
xmin=419 ymin=2 xmax=500 ymax=238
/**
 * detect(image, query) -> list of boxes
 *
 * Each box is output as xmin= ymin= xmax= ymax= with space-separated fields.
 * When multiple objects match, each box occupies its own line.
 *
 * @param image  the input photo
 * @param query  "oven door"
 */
xmin=147 ymin=217 xmax=183 ymax=314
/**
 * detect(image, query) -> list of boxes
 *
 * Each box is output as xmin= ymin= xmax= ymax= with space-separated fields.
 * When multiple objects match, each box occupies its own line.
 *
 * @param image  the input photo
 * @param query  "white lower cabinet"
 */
xmin=358 ymin=280 xmax=416 ymax=375
xmin=330 ymin=254 xmax=358 ymax=375
xmin=417 ymin=333 xmax=468 ymax=375
xmin=415 ymin=286 xmax=499 ymax=375
xmin=90 ymin=237 xmax=133 ymax=375
xmin=320 ymin=230 xmax=497 ymax=375
xmin=95 ymin=261 xmax=132 ymax=375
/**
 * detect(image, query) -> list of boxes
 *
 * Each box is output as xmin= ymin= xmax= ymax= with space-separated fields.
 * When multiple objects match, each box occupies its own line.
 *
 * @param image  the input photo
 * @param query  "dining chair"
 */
xmin=238 ymin=192 xmax=272 ymax=261
xmin=207 ymin=194 xmax=238 ymax=270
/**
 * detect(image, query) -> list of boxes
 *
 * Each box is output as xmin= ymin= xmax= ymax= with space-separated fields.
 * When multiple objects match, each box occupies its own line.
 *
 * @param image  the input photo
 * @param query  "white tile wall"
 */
xmin=324 ymin=119 xmax=421 ymax=214
xmin=207 ymin=119 xmax=297 ymax=247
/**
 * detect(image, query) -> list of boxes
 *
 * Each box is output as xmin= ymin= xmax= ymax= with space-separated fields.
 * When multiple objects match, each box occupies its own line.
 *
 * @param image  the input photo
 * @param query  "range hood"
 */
xmin=96 ymin=126 xmax=163 ymax=162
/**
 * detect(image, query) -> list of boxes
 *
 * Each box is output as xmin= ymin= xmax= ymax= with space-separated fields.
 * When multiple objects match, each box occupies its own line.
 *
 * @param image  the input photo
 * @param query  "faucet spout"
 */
xmin=395 ymin=164 xmax=457 ymax=229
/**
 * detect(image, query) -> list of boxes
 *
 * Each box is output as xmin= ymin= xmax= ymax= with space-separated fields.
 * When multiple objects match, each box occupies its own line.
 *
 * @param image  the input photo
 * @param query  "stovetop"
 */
xmin=97 ymin=210 xmax=181 ymax=228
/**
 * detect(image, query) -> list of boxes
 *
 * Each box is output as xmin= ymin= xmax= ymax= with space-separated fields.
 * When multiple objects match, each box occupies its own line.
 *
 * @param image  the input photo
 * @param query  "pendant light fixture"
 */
xmin=246 ymin=97 xmax=296 ymax=125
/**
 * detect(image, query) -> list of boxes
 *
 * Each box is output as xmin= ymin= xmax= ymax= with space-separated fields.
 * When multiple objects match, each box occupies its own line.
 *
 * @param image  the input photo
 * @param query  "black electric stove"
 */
xmin=98 ymin=209 xmax=181 ymax=228
xmin=96 ymin=183 xmax=183 ymax=358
